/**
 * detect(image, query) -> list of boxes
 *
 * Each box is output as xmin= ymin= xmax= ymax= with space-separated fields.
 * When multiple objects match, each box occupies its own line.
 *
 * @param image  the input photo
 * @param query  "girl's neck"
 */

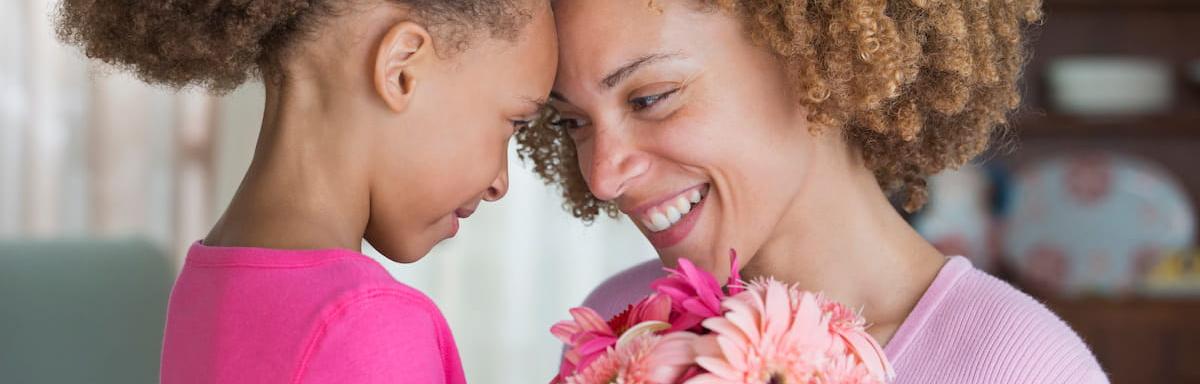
xmin=204 ymin=77 xmax=373 ymax=252
xmin=743 ymin=140 xmax=946 ymax=346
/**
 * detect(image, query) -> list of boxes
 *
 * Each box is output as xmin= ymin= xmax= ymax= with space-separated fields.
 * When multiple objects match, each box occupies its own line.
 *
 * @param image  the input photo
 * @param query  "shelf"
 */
xmin=1012 ymin=113 xmax=1200 ymax=140
xmin=1046 ymin=0 xmax=1200 ymax=12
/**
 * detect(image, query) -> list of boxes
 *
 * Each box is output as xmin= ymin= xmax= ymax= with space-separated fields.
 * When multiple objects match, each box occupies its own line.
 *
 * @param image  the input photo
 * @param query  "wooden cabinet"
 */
xmin=1047 ymin=298 xmax=1200 ymax=384
xmin=1002 ymin=2 xmax=1200 ymax=383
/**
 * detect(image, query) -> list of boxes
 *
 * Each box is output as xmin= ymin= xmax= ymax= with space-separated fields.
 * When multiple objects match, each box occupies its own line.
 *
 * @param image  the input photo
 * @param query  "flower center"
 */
xmin=767 ymin=373 xmax=785 ymax=384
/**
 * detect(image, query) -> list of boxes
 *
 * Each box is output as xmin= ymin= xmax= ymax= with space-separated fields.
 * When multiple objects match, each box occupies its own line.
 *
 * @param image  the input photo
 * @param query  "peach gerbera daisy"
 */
xmin=564 ymin=332 xmax=700 ymax=384
xmin=552 ymin=294 xmax=674 ymax=382
xmin=687 ymin=279 xmax=894 ymax=384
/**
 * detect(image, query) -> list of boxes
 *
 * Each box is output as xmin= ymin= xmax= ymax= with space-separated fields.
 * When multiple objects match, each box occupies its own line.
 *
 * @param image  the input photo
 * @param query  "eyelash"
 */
xmin=549 ymin=114 xmax=586 ymax=132
xmin=629 ymin=88 xmax=679 ymax=111
xmin=549 ymin=88 xmax=681 ymax=132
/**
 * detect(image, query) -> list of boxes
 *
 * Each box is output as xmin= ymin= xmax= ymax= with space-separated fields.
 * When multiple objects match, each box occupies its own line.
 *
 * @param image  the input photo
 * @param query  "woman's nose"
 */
xmin=583 ymin=126 xmax=649 ymax=201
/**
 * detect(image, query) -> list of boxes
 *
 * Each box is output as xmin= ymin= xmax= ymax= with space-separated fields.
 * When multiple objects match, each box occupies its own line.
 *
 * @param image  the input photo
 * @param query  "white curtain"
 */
xmin=1 ymin=1 xmax=657 ymax=382
xmin=2 ymin=0 xmax=214 ymax=251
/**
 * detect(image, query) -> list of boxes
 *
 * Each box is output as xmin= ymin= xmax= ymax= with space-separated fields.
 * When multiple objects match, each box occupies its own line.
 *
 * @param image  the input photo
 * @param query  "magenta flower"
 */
xmin=652 ymin=249 xmax=743 ymax=332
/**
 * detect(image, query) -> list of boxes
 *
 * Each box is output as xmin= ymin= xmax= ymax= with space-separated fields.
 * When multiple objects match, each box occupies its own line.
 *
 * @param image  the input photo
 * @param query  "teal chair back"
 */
xmin=0 ymin=238 xmax=174 ymax=383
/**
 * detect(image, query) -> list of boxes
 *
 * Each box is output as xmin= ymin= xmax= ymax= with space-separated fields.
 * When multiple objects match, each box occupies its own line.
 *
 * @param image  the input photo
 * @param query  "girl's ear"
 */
xmin=373 ymin=21 xmax=435 ymax=113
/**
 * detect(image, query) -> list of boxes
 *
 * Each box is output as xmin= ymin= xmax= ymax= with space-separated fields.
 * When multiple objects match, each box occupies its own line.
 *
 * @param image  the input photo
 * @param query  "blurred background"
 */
xmin=2 ymin=0 xmax=1199 ymax=383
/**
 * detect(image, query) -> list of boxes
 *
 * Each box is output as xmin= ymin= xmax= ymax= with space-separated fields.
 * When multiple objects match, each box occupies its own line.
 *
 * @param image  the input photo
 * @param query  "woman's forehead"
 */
xmin=551 ymin=0 xmax=719 ymax=95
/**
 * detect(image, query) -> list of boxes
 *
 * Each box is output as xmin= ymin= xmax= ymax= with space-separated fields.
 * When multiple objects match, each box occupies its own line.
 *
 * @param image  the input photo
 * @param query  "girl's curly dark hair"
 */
xmin=56 ymin=0 xmax=533 ymax=92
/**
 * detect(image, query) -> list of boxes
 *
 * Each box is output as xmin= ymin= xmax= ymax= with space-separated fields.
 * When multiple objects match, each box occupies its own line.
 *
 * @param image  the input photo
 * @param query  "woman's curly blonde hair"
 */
xmin=516 ymin=0 xmax=1043 ymax=221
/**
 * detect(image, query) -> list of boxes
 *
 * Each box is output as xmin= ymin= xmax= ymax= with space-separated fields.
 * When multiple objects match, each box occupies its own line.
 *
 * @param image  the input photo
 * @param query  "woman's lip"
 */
xmin=643 ymin=189 xmax=707 ymax=249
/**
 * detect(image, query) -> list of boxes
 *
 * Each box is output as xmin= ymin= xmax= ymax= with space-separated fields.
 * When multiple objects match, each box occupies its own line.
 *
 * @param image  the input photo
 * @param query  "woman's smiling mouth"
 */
xmin=630 ymin=184 xmax=710 ymax=248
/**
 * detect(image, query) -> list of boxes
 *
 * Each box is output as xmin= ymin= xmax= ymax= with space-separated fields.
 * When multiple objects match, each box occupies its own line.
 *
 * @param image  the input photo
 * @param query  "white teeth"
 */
xmin=642 ymin=187 xmax=707 ymax=233
xmin=649 ymin=212 xmax=670 ymax=232
xmin=665 ymin=206 xmax=682 ymax=223
xmin=640 ymin=216 xmax=655 ymax=230
xmin=674 ymin=196 xmax=692 ymax=215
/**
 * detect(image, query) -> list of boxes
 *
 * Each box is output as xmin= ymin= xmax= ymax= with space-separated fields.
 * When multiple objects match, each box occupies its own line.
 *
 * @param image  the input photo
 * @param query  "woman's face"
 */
xmin=548 ymin=0 xmax=829 ymax=273
xmin=365 ymin=4 xmax=558 ymax=263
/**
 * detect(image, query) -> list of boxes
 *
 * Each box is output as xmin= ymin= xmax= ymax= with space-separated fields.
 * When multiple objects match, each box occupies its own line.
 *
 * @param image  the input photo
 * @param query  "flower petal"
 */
xmin=715 ymin=333 xmax=750 ymax=368
xmin=726 ymin=249 xmax=745 ymax=295
xmin=691 ymin=334 xmax=723 ymax=358
xmin=682 ymin=373 xmax=732 ymax=384
xmin=551 ymin=321 xmax=581 ymax=344
xmin=569 ymin=307 xmax=613 ymax=335
xmin=638 ymin=293 xmax=673 ymax=323
xmin=576 ymin=336 xmax=618 ymax=357
xmin=695 ymin=356 xmax=742 ymax=380
xmin=616 ymin=321 xmax=671 ymax=349
xmin=839 ymin=328 xmax=895 ymax=381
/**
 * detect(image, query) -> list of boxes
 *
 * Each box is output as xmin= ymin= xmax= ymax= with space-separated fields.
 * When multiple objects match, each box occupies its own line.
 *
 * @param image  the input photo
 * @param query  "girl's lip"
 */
xmin=447 ymin=215 xmax=460 ymax=238
xmin=455 ymin=208 xmax=475 ymax=219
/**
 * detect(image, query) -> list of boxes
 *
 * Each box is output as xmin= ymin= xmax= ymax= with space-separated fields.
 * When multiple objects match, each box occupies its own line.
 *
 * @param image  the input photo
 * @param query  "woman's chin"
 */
xmin=658 ymin=247 xmax=717 ymax=271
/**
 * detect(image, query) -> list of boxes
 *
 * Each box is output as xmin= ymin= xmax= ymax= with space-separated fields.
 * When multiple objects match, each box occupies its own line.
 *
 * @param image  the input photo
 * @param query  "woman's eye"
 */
xmin=629 ymin=88 xmax=679 ymax=111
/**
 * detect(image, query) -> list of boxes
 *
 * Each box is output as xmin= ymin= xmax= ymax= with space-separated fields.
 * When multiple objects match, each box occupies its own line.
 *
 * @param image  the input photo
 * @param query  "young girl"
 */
xmin=519 ymin=0 xmax=1107 ymax=382
xmin=57 ymin=0 xmax=556 ymax=382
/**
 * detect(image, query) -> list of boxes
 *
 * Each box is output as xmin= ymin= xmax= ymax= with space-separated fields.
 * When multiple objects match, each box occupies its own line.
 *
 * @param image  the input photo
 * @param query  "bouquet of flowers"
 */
xmin=550 ymin=251 xmax=895 ymax=384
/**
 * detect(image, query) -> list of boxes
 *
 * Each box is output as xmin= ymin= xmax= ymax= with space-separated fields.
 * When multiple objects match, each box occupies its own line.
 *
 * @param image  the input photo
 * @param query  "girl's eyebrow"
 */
xmin=522 ymin=96 xmax=550 ymax=109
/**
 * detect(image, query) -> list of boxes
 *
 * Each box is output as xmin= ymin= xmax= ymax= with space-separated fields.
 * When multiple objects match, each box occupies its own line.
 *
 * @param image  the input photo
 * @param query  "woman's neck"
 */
xmin=743 ymin=140 xmax=946 ymax=345
xmin=204 ymin=76 xmax=372 ymax=252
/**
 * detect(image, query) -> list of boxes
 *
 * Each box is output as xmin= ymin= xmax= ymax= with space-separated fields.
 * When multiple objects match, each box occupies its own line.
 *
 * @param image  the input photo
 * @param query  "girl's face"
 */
xmin=547 ymin=0 xmax=831 ymax=273
xmin=366 ymin=5 xmax=558 ymax=263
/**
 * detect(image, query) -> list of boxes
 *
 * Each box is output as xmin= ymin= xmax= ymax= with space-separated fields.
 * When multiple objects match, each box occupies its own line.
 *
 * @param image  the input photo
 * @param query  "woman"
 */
xmin=518 ymin=0 xmax=1108 ymax=382
xmin=57 ymin=0 xmax=556 ymax=382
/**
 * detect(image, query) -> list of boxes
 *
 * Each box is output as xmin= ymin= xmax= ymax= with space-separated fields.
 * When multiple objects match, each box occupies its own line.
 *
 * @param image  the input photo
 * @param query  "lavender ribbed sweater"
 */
xmin=580 ymin=256 xmax=1109 ymax=383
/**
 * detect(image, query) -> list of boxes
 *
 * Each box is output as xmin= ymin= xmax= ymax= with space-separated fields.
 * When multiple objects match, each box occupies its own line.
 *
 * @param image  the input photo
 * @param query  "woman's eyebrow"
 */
xmin=600 ymin=53 xmax=681 ymax=89
xmin=549 ymin=52 xmax=683 ymax=105
xmin=549 ymin=91 xmax=569 ymax=103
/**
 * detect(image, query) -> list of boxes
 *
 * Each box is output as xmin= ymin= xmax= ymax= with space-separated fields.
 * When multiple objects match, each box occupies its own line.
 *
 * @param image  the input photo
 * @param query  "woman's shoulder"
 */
xmin=896 ymin=257 xmax=1108 ymax=383
xmin=579 ymin=259 xmax=666 ymax=319
xmin=948 ymin=265 xmax=1086 ymax=343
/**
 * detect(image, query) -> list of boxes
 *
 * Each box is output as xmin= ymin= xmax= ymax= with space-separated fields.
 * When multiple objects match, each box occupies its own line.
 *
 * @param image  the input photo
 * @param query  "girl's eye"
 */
xmin=550 ymin=116 xmax=590 ymax=132
xmin=629 ymin=88 xmax=680 ymax=111
xmin=511 ymin=119 xmax=532 ymax=132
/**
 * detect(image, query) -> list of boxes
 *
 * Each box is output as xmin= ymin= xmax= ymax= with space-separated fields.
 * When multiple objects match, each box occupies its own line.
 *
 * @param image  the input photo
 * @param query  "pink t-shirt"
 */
xmin=161 ymin=242 xmax=466 ymax=384
xmin=579 ymin=256 xmax=1109 ymax=383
